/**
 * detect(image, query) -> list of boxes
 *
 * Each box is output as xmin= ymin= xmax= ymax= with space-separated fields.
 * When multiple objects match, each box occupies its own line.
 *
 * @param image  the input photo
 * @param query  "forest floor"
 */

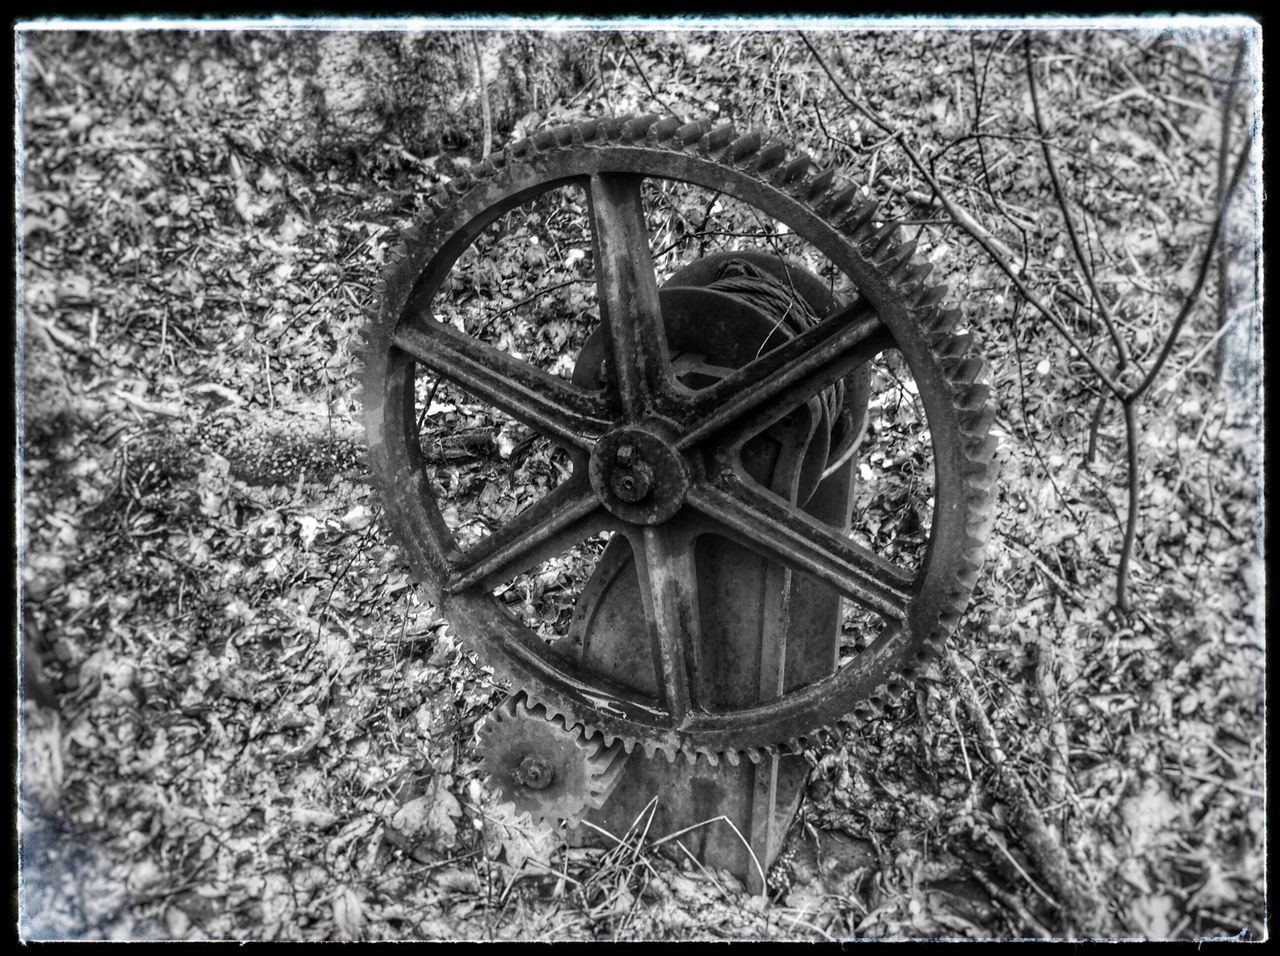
xmin=18 ymin=25 xmax=1264 ymax=941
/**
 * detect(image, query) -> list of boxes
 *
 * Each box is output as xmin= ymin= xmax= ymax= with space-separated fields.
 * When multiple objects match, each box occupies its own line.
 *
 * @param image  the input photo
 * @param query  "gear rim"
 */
xmin=360 ymin=115 xmax=997 ymax=761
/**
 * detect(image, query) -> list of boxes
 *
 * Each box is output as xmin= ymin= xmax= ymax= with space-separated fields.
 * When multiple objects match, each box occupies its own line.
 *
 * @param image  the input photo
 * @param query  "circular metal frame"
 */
xmin=361 ymin=116 xmax=996 ymax=759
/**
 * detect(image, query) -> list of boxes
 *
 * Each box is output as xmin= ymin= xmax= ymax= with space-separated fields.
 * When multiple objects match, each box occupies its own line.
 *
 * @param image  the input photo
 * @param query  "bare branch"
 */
xmin=799 ymin=33 xmax=1126 ymax=398
xmin=1128 ymin=131 xmax=1253 ymax=401
xmin=1024 ymin=35 xmax=1131 ymax=371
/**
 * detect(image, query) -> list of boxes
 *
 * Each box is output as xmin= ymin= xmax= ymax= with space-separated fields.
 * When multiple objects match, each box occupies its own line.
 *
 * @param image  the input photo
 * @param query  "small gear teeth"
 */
xmin=479 ymin=694 xmax=629 ymax=828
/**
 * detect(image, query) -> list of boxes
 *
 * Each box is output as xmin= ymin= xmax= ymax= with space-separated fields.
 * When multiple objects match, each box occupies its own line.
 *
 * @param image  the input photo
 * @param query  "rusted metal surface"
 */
xmin=479 ymin=694 xmax=627 ymax=827
xmin=560 ymin=262 xmax=857 ymax=890
xmin=361 ymin=114 xmax=997 ymax=764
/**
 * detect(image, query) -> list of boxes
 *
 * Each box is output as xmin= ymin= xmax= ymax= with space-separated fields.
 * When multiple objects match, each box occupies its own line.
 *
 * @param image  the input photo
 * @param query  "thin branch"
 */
xmin=1115 ymin=400 xmax=1140 ymax=612
xmin=1128 ymin=130 xmax=1252 ymax=401
xmin=1024 ymin=36 xmax=1130 ymax=371
xmin=800 ymin=33 xmax=1126 ymax=399
xmin=1215 ymin=36 xmax=1247 ymax=379
xmin=620 ymin=35 xmax=684 ymax=122
xmin=470 ymin=33 xmax=491 ymax=162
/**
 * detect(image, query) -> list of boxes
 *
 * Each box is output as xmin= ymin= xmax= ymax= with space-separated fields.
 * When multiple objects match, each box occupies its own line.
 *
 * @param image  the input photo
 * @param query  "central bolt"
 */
xmin=611 ymin=443 xmax=654 ymax=503
xmin=513 ymin=754 xmax=554 ymax=790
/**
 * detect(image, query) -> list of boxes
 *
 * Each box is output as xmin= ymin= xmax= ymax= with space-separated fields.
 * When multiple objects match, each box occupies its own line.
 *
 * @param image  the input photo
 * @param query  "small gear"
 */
xmin=478 ymin=694 xmax=629 ymax=827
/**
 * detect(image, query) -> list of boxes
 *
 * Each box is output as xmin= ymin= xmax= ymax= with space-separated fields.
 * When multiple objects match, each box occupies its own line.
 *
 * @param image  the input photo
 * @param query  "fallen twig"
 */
xmin=945 ymin=647 xmax=1107 ymax=935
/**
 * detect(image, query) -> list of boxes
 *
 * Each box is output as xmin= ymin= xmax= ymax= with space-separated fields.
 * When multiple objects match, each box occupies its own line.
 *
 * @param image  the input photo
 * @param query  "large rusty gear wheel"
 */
xmin=478 ymin=693 xmax=628 ymax=827
xmin=360 ymin=115 xmax=997 ymax=762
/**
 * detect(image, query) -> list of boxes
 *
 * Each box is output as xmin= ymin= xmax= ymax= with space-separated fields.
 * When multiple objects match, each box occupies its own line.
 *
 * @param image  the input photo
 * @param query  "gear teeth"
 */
xmin=900 ymin=261 xmax=935 ymax=288
xmin=755 ymin=142 xmax=788 ymax=172
xmin=773 ymin=155 xmax=812 ymax=185
xmin=725 ymin=130 xmax=763 ymax=164
xmin=623 ymin=113 xmax=661 ymax=141
xmin=885 ymin=239 xmax=919 ymax=275
xmin=601 ymin=115 xmax=633 ymax=141
xmin=911 ymin=284 xmax=948 ymax=311
xmin=649 ymin=116 xmax=682 ymax=143
xmin=925 ymin=305 xmax=962 ymax=336
xmin=840 ymin=198 xmax=879 ymax=234
xmin=863 ymin=221 xmax=899 ymax=258
xmin=936 ymin=333 xmax=973 ymax=361
xmin=957 ymin=382 xmax=991 ymax=412
xmin=965 ymin=431 xmax=999 ymax=462
xmin=676 ymin=120 xmax=708 ymax=146
xmin=942 ymin=355 xmax=985 ymax=385
xmin=960 ymin=404 xmax=997 ymax=439
xmin=819 ymin=183 xmax=859 ymax=218
xmin=701 ymin=123 xmax=737 ymax=155
xmin=805 ymin=168 xmax=836 ymax=200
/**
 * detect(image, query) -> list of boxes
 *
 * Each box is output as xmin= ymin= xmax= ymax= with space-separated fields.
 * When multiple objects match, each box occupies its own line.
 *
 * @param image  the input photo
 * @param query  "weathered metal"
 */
xmin=361 ymin=114 xmax=996 ymax=791
xmin=479 ymin=694 xmax=627 ymax=827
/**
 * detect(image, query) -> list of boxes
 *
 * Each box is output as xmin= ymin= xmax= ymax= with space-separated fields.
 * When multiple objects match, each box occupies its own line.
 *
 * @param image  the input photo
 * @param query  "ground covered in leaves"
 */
xmin=18 ymin=25 xmax=1263 ymax=940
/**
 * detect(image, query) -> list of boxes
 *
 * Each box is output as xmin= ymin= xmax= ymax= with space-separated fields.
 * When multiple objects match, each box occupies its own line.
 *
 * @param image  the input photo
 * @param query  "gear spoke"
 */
xmin=585 ymin=172 xmax=671 ymax=421
xmin=676 ymin=306 xmax=890 ymax=451
xmin=629 ymin=524 xmax=700 ymax=725
xmin=445 ymin=475 xmax=612 ymax=595
xmin=393 ymin=316 xmax=610 ymax=451
xmin=688 ymin=475 xmax=913 ymax=622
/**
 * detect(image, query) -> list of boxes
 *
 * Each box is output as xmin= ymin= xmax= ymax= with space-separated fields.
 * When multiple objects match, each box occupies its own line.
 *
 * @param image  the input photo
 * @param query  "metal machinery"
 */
xmin=360 ymin=116 xmax=996 ymax=892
